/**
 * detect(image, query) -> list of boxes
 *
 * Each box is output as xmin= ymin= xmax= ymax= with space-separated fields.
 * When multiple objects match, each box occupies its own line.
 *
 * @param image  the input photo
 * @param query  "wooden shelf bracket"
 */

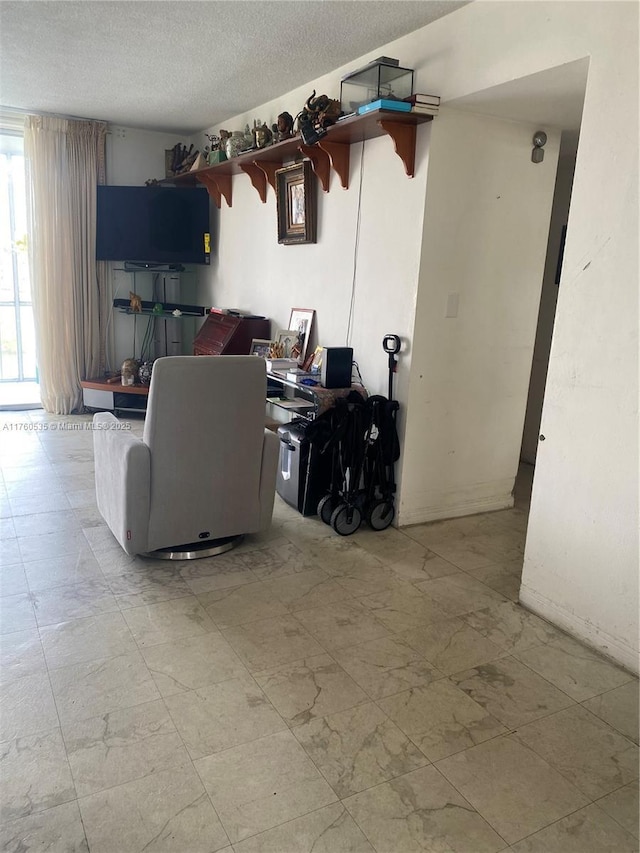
xmin=196 ymin=171 xmax=233 ymax=208
xmin=378 ymin=120 xmax=417 ymax=178
xmin=254 ymin=161 xmax=281 ymax=196
xmin=299 ymin=144 xmax=331 ymax=193
xmin=317 ymin=140 xmax=350 ymax=189
xmin=240 ymin=161 xmax=282 ymax=203
xmin=240 ymin=163 xmax=268 ymax=203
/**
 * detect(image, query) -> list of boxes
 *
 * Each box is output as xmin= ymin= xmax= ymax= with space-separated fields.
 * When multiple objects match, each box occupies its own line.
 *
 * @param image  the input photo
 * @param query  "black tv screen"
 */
xmin=96 ymin=185 xmax=210 ymax=265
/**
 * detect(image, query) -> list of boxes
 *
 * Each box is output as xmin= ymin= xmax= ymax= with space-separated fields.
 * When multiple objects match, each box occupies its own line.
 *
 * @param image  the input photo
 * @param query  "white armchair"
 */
xmin=93 ymin=355 xmax=279 ymax=558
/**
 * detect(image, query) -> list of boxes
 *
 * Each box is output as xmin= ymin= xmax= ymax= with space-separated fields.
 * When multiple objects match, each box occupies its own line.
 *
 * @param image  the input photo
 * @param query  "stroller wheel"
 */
xmin=317 ymin=495 xmax=336 ymax=525
xmin=366 ymin=499 xmax=395 ymax=531
xmin=330 ymin=503 xmax=362 ymax=536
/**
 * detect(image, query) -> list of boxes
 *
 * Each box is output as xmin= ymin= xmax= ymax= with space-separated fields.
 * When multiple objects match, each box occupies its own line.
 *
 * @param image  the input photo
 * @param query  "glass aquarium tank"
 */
xmin=340 ymin=58 xmax=414 ymax=113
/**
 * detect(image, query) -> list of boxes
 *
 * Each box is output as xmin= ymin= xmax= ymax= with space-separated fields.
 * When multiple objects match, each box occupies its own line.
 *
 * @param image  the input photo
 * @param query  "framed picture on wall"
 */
xmin=276 ymin=162 xmax=317 ymax=245
xmin=288 ymin=308 xmax=315 ymax=365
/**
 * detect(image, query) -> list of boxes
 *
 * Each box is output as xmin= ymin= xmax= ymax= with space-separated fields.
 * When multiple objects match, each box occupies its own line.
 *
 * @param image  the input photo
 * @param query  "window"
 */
xmin=0 ymin=133 xmax=36 ymax=382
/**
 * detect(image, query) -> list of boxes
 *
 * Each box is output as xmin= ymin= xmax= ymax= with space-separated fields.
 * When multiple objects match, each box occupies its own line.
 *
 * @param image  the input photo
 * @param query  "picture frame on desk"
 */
xmin=276 ymin=329 xmax=298 ymax=359
xmin=249 ymin=338 xmax=272 ymax=357
xmin=276 ymin=162 xmax=316 ymax=245
xmin=288 ymin=308 xmax=315 ymax=365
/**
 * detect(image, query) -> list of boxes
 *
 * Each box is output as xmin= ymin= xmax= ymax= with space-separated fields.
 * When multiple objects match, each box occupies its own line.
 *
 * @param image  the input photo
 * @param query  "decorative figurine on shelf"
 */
xmin=296 ymin=91 xmax=341 ymax=145
xmin=205 ymin=133 xmax=227 ymax=165
xmin=121 ymin=358 xmax=139 ymax=387
xmin=168 ymin=143 xmax=200 ymax=175
xmin=129 ymin=291 xmax=142 ymax=312
xmin=138 ymin=361 xmax=154 ymax=386
xmin=152 ymin=303 xmax=164 ymax=315
xmin=205 ymin=132 xmax=220 ymax=150
xmin=225 ymin=130 xmax=245 ymax=158
xmin=253 ymin=122 xmax=273 ymax=149
xmin=244 ymin=124 xmax=254 ymax=149
xmin=273 ymin=111 xmax=294 ymax=141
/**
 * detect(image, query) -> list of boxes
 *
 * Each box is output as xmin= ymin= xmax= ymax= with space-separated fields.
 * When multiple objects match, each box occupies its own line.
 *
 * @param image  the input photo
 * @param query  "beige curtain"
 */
xmin=24 ymin=116 xmax=109 ymax=414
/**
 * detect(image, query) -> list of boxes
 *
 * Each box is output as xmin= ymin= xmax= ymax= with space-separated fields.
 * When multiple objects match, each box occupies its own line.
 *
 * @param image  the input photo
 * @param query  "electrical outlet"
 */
xmin=445 ymin=292 xmax=459 ymax=318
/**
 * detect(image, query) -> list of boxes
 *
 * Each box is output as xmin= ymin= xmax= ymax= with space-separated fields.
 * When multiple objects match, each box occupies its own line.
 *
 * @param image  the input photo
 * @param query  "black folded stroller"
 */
xmin=310 ymin=335 xmax=401 ymax=536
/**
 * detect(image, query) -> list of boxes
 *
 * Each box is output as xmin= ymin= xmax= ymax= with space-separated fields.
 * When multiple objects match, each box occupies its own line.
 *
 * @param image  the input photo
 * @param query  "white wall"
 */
xmin=194 ymin=1 xmax=638 ymax=668
xmin=106 ymin=126 xmax=185 ymax=188
xmin=198 ymin=122 xmax=430 ymax=401
xmin=401 ymin=110 xmax=560 ymax=525
xmin=517 ymin=9 xmax=639 ymax=670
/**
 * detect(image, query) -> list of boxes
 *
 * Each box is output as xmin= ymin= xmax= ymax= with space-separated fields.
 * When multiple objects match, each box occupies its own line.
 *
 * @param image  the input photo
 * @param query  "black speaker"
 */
xmin=320 ymin=347 xmax=353 ymax=388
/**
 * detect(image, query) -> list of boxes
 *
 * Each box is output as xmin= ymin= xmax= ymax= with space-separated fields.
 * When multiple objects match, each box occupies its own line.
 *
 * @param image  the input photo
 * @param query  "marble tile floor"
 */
xmin=0 ymin=409 xmax=638 ymax=853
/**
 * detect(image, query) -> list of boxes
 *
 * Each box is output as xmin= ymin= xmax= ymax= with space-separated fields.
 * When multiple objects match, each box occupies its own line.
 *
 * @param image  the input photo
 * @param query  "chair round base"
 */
xmin=144 ymin=534 xmax=244 ymax=560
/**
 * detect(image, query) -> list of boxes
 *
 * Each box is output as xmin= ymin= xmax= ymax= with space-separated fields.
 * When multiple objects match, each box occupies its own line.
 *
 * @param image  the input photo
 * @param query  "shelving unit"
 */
xmin=164 ymin=109 xmax=434 ymax=208
xmin=81 ymin=379 xmax=149 ymax=415
xmin=113 ymin=299 xmax=206 ymax=318
xmin=111 ymin=268 xmax=204 ymax=363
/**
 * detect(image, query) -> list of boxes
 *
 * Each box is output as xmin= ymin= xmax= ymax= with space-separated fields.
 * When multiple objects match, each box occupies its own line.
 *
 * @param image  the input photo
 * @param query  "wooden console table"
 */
xmin=81 ymin=379 xmax=149 ymax=414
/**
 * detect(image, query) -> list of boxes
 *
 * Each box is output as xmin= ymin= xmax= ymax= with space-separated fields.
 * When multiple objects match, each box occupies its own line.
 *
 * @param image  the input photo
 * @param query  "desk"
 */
xmin=266 ymin=371 xmax=366 ymax=421
xmin=81 ymin=379 xmax=149 ymax=414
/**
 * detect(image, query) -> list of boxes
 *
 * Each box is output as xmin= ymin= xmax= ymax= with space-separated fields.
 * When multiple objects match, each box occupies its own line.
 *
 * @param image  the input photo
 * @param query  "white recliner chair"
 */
xmin=93 ymin=355 xmax=279 ymax=558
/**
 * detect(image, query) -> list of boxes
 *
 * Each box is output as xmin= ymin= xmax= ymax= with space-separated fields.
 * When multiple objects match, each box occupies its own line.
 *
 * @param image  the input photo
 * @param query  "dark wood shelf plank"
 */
xmin=81 ymin=378 xmax=150 ymax=396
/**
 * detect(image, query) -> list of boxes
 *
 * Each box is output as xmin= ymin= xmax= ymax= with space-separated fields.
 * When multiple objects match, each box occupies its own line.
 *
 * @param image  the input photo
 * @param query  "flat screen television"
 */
xmin=96 ymin=185 xmax=211 ymax=265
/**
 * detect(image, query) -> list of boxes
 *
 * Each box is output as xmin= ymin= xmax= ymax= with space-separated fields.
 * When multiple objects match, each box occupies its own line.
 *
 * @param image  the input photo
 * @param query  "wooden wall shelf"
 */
xmin=164 ymin=110 xmax=433 ymax=208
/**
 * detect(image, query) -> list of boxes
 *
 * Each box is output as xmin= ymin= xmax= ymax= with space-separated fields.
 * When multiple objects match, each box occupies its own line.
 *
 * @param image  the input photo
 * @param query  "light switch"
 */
xmin=445 ymin=292 xmax=459 ymax=318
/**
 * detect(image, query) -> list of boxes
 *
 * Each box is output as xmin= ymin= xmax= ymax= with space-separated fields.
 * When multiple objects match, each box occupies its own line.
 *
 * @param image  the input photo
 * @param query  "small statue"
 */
xmin=121 ymin=358 xmax=139 ymax=387
xmin=205 ymin=132 xmax=221 ymax=151
xmin=274 ymin=111 xmax=294 ymax=141
xmin=254 ymin=122 xmax=273 ymax=149
xmin=138 ymin=361 xmax=154 ymax=386
xmin=297 ymin=90 xmax=341 ymax=139
xmin=205 ymin=132 xmax=227 ymax=164
xmin=129 ymin=291 xmax=142 ymax=312
xmin=219 ymin=129 xmax=231 ymax=147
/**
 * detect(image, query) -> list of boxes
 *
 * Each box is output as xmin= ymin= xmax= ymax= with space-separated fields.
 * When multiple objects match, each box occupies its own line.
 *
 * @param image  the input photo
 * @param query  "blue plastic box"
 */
xmin=357 ymin=99 xmax=412 ymax=115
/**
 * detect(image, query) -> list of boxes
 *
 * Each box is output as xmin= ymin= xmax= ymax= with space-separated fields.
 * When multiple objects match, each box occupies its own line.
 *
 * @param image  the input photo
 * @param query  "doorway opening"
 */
xmin=443 ymin=59 xmax=588 ymax=599
xmin=0 ymin=132 xmax=40 ymax=410
xmin=520 ymin=131 xmax=578 ymax=466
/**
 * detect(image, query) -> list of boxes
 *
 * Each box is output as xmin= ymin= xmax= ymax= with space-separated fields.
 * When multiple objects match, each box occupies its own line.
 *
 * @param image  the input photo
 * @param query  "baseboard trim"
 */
xmin=398 ymin=494 xmax=514 ymax=527
xmin=519 ymin=583 xmax=639 ymax=675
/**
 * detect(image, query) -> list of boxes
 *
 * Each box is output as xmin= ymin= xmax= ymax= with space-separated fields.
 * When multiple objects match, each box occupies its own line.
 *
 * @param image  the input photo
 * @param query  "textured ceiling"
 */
xmin=0 ymin=0 xmax=469 ymax=134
